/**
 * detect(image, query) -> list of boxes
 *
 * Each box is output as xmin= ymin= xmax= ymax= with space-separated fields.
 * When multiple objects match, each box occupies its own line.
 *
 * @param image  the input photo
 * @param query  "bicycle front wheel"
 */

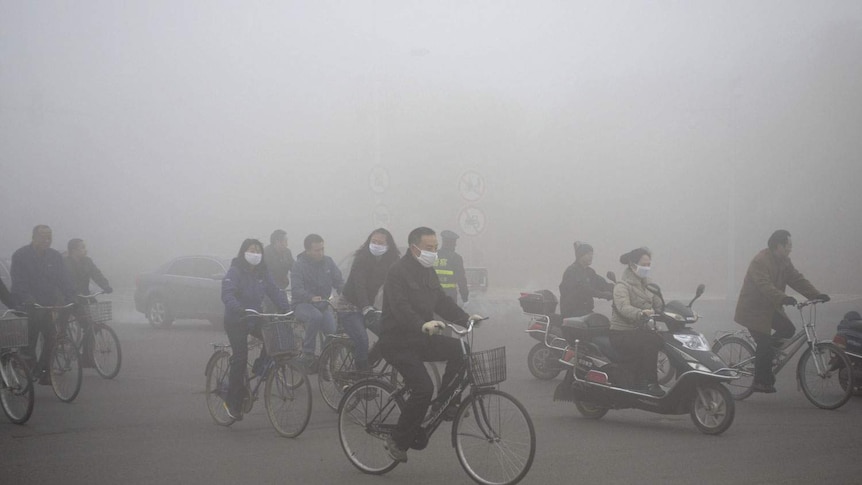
xmin=51 ymin=337 xmax=83 ymax=402
xmin=92 ymin=324 xmax=122 ymax=379
xmin=0 ymin=353 xmax=34 ymax=424
xmin=265 ymin=361 xmax=312 ymax=438
xmin=797 ymin=342 xmax=854 ymax=410
xmin=712 ymin=336 xmax=755 ymax=400
xmin=204 ymin=350 xmax=235 ymax=426
xmin=338 ymin=379 xmax=403 ymax=475
xmin=453 ymin=389 xmax=536 ymax=485
xmin=318 ymin=339 xmax=355 ymax=411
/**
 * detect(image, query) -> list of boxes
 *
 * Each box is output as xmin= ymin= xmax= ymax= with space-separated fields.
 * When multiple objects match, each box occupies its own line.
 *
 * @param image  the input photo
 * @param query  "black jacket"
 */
xmin=379 ymin=253 xmax=468 ymax=348
xmin=559 ymin=263 xmax=613 ymax=318
xmin=263 ymin=245 xmax=294 ymax=290
xmin=64 ymin=255 xmax=111 ymax=296
xmin=342 ymin=250 xmax=397 ymax=310
xmin=11 ymin=244 xmax=74 ymax=306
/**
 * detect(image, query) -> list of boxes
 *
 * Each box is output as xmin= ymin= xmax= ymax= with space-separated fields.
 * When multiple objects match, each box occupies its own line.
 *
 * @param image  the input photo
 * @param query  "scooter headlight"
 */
xmin=673 ymin=334 xmax=711 ymax=351
xmin=688 ymin=362 xmax=711 ymax=372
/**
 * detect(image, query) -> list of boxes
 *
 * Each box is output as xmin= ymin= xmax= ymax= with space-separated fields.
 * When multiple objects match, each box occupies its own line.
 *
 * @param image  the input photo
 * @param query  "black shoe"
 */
xmin=645 ymin=384 xmax=665 ymax=397
xmin=751 ymin=382 xmax=777 ymax=393
xmin=37 ymin=370 xmax=51 ymax=386
xmin=384 ymin=435 xmax=408 ymax=463
xmin=223 ymin=401 xmax=243 ymax=421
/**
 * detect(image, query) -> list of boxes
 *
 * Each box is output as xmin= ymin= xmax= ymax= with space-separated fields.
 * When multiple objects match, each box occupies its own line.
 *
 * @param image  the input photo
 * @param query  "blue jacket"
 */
xmin=290 ymin=252 xmax=344 ymax=306
xmin=221 ymin=258 xmax=290 ymax=327
xmin=10 ymin=244 xmax=74 ymax=306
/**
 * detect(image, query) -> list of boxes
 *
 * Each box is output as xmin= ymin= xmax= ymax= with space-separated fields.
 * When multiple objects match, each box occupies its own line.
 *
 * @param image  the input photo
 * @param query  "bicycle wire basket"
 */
xmin=0 ymin=316 xmax=29 ymax=349
xmin=261 ymin=318 xmax=303 ymax=357
xmin=81 ymin=301 xmax=112 ymax=323
xmin=469 ymin=346 xmax=507 ymax=386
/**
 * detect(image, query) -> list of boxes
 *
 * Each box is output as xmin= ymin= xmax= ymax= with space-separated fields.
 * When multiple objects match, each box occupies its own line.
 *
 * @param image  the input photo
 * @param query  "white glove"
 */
xmin=361 ymin=306 xmax=375 ymax=316
xmin=422 ymin=320 xmax=445 ymax=336
xmin=469 ymin=314 xmax=485 ymax=322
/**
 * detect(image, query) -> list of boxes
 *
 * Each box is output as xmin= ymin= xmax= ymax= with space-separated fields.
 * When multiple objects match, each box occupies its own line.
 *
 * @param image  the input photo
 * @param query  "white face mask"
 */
xmin=635 ymin=265 xmax=651 ymax=279
xmin=413 ymin=245 xmax=438 ymax=268
xmin=245 ymin=252 xmax=262 ymax=266
xmin=369 ymin=243 xmax=388 ymax=256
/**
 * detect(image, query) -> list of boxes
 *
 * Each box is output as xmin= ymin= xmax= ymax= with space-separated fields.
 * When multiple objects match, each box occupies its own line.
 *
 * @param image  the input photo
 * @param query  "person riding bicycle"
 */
xmin=10 ymin=225 xmax=75 ymax=384
xmin=377 ymin=227 xmax=483 ymax=463
xmin=290 ymin=233 xmax=344 ymax=371
xmin=609 ymin=247 xmax=665 ymax=397
xmin=559 ymin=241 xmax=614 ymax=318
xmin=221 ymin=238 xmax=291 ymax=421
xmin=64 ymin=238 xmax=113 ymax=368
xmin=734 ymin=230 xmax=829 ymax=394
xmin=335 ymin=228 xmax=400 ymax=371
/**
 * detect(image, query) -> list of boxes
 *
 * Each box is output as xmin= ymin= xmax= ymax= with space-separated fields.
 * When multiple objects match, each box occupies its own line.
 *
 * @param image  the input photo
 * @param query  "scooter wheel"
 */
xmin=527 ymin=343 xmax=562 ymax=380
xmin=574 ymin=400 xmax=608 ymax=419
xmin=690 ymin=382 xmax=735 ymax=435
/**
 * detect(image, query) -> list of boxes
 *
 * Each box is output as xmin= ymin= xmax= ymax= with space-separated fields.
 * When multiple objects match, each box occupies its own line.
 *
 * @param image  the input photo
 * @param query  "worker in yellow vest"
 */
xmin=434 ymin=230 xmax=469 ymax=306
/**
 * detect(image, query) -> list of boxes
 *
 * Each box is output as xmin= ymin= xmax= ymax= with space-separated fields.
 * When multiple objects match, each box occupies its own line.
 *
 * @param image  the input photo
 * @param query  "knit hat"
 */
xmin=574 ymin=241 xmax=594 ymax=260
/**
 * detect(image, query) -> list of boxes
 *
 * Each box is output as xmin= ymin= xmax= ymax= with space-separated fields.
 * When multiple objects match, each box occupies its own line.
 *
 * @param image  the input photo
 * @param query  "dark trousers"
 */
xmin=609 ymin=329 xmax=665 ymax=386
xmin=751 ymin=312 xmax=796 ymax=386
xmin=381 ymin=336 xmax=466 ymax=450
xmin=26 ymin=309 xmax=54 ymax=373
xmin=225 ymin=320 xmax=266 ymax=410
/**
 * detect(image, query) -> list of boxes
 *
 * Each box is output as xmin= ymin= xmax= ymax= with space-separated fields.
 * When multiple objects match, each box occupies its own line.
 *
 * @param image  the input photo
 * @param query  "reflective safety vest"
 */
xmin=434 ymin=258 xmax=457 ymax=289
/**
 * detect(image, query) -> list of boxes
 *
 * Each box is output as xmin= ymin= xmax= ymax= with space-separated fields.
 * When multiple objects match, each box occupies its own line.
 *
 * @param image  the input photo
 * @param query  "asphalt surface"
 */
xmin=2 ymin=296 xmax=862 ymax=485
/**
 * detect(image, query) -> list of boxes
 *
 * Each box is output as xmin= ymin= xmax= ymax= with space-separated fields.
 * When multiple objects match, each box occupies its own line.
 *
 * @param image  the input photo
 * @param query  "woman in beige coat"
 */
xmin=610 ymin=247 xmax=665 ymax=396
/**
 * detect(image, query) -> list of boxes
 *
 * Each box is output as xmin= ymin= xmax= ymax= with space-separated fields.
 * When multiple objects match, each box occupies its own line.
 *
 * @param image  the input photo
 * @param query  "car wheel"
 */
xmin=147 ymin=295 xmax=174 ymax=328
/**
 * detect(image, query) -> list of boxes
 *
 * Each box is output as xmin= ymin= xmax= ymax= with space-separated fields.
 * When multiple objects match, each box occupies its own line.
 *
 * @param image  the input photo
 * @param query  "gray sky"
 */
xmin=2 ymin=1 xmax=861 ymax=296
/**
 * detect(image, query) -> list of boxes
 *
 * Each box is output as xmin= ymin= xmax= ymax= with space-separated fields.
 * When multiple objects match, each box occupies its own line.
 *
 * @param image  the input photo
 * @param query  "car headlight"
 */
xmin=688 ymin=362 xmax=711 ymax=372
xmin=673 ymin=334 xmax=711 ymax=351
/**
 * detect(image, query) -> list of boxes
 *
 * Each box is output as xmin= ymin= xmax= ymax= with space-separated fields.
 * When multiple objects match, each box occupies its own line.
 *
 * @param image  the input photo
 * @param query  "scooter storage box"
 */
xmin=561 ymin=313 xmax=610 ymax=342
xmin=519 ymin=290 xmax=558 ymax=315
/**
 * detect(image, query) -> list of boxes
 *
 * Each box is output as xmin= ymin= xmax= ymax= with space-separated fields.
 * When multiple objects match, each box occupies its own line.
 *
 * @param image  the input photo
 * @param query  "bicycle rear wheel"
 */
xmin=712 ymin=336 xmax=755 ymax=400
xmin=338 ymin=379 xmax=403 ymax=475
xmin=92 ymin=324 xmax=122 ymax=379
xmin=50 ymin=337 xmax=83 ymax=402
xmin=318 ymin=339 xmax=355 ymax=411
xmin=453 ymin=389 xmax=536 ymax=485
xmin=265 ymin=360 xmax=312 ymax=438
xmin=797 ymin=342 xmax=854 ymax=410
xmin=0 ymin=353 xmax=35 ymax=424
xmin=204 ymin=350 xmax=235 ymax=426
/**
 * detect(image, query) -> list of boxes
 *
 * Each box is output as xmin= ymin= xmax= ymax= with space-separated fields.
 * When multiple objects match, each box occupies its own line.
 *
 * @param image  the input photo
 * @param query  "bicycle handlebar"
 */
xmin=2 ymin=309 xmax=28 ymax=319
xmin=77 ymin=291 xmax=105 ymax=299
xmin=33 ymin=302 xmax=75 ymax=310
xmin=445 ymin=316 xmax=490 ymax=336
xmin=242 ymin=309 xmax=294 ymax=319
xmin=796 ymin=299 xmax=827 ymax=309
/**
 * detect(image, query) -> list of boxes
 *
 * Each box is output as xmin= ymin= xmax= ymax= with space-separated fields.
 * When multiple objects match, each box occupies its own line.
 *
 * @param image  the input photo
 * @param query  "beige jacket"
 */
xmin=610 ymin=267 xmax=663 ymax=331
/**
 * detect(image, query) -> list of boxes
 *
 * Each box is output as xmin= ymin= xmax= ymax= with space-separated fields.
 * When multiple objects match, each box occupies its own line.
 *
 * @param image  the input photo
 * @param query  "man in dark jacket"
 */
xmin=559 ymin=241 xmax=613 ymax=318
xmin=434 ymin=230 xmax=469 ymax=305
xmin=734 ymin=230 xmax=829 ymax=393
xmin=11 ymin=225 xmax=75 ymax=382
xmin=264 ymin=229 xmax=294 ymax=291
xmin=64 ymin=238 xmax=113 ymax=367
xmin=378 ymin=227 xmax=483 ymax=463
xmin=291 ymin=234 xmax=344 ymax=368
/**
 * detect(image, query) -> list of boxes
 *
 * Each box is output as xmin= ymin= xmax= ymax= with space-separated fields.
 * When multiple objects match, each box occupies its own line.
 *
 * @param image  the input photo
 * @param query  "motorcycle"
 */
xmin=553 ymin=282 xmax=739 ymax=435
xmin=521 ymin=290 xmax=567 ymax=380
xmin=833 ymin=311 xmax=862 ymax=395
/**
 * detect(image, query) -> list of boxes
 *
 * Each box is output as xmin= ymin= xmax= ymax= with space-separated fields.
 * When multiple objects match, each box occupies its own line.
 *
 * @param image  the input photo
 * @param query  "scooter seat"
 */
xmin=839 ymin=319 xmax=862 ymax=333
xmin=592 ymin=335 xmax=632 ymax=363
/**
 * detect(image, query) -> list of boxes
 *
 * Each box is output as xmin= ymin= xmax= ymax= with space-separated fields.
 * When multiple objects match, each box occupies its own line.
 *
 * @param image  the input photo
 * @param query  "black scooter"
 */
xmin=833 ymin=311 xmax=862 ymax=395
xmin=553 ymin=282 xmax=739 ymax=435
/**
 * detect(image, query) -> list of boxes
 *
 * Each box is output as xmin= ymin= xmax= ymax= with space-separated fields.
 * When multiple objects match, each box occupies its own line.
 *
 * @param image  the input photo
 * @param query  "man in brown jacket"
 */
xmin=734 ymin=230 xmax=829 ymax=393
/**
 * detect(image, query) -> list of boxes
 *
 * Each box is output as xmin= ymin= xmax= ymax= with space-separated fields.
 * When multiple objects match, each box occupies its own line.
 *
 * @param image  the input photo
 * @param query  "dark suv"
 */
xmin=134 ymin=255 xmax=229 ymax=328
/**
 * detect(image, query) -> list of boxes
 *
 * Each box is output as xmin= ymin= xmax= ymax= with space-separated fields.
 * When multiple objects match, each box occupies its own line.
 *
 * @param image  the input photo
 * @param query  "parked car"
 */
xmin=134 ymin=255 xmax=229 ymax=328
xmin=0 ymin=258 xmax=11 ymax=312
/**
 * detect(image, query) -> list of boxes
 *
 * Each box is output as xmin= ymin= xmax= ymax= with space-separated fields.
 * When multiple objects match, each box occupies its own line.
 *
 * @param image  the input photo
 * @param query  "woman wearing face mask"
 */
xmin=336 ymin=228 xmax=401 ymax=370
xmin=221 ymin=238 xmax=291 ymax=420
xmin=609 ymin=247 xmax=666 ymax=396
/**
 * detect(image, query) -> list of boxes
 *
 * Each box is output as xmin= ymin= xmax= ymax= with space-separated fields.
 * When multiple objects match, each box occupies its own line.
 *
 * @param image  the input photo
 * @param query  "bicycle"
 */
xmin=337 ymin=317 xmax=536 ymax=485
xmin=204 ymin=310 xmax=312 ymax=438
xmin=67 ymin=292 xmax=122 ymax=379
xmin=318 ymin=309 xmax=441 ymax=411
xmin=712 ymin=298 xmax=854 ymax=409
xmin=30 ymin=302 xmax=83 ymax=403
xmin=0 ymin=310 xmax=34 ymax=424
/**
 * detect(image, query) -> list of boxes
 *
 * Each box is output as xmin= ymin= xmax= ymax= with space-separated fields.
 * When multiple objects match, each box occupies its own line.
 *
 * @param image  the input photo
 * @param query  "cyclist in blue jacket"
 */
xmin=221 ymin=238 xmax=291 ymax=421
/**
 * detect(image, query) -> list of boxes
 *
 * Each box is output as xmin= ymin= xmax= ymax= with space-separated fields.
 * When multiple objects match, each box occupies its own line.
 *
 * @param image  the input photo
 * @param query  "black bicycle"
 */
xmin=337 ymin=317 xmax=536 ymax=485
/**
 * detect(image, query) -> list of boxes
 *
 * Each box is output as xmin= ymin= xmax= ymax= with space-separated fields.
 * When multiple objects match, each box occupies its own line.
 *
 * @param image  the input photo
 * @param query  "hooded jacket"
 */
xmin=221 ymin=258 xmax=290 ymax=327
xmin=734 ymin=248 xmax=820 ymax=335
xmin=610 ymin=267 xmax=663 ymax=331
xmin=290 ymin=252 xmax=344 ymax=305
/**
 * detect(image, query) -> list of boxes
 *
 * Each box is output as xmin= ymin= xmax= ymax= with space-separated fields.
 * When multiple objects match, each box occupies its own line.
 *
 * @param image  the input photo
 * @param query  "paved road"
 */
xmin=2 ymin=298 xmax=861 ymax=484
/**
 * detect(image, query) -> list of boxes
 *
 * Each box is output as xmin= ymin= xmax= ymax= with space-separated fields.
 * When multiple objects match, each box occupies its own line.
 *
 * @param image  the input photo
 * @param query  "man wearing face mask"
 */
xmin=609 ymin=247 xmax=665 ymax=396
xmin=377 ymin=227 xmax=484 ymax=463
xmin=734 ymin=230 xmax=829 ymax=393
xmin=221 ymin=238 xmax=291 ymax=420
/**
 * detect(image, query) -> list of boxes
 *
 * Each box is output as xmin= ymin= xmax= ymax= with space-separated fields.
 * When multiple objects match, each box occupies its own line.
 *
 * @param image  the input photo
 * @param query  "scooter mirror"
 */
xmin=696 ymin=284 xmax=705 ymax=298
xmin=606 ymin=271 xmax=617 ymax=283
